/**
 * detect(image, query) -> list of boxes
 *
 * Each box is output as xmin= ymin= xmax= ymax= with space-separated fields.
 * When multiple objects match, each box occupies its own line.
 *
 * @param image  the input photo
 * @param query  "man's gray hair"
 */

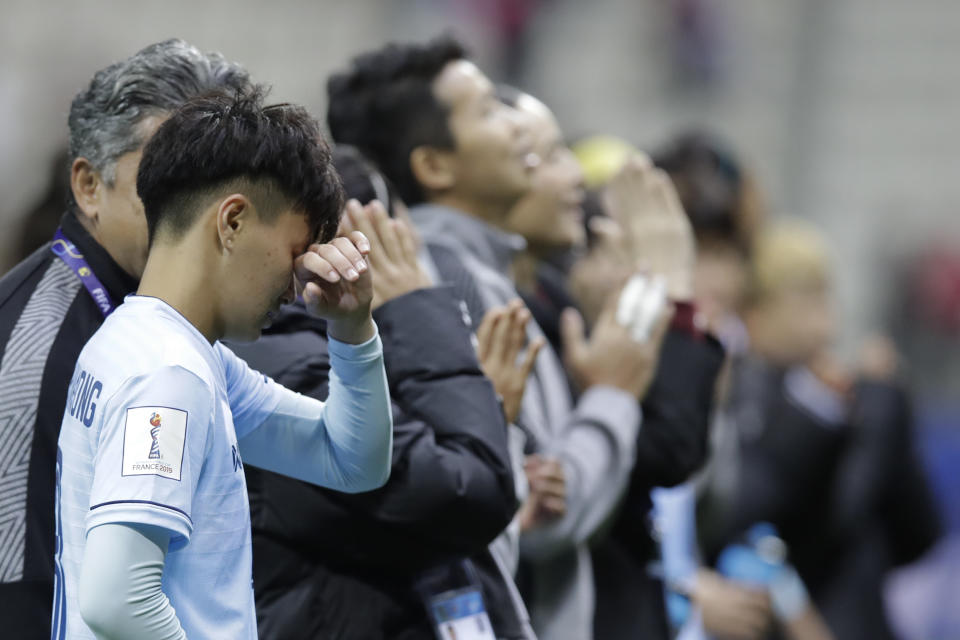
xmin=68 ymin=38 xmax=251 ymax=186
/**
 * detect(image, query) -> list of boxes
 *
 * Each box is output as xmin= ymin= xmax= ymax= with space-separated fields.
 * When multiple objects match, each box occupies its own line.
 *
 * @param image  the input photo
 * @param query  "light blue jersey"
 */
xmin=52 ymin=295 xmax=391 ymax=639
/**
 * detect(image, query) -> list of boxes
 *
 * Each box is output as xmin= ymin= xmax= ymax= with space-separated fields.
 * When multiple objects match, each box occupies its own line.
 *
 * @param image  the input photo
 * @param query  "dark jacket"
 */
xmin=591 ymin=328 xmax=726 ymax=640
xmin=0 ymin=212 xmax=137 ymax=639
xmin=701 ymin=359 xmax=941 ymax=640
xmin=228 ymin=286 xmax=522 ymax=639
xmin=519 ymin=262 xmax=726 ymax=639
xmin=810 ymin=380 xmax=940 ymax=640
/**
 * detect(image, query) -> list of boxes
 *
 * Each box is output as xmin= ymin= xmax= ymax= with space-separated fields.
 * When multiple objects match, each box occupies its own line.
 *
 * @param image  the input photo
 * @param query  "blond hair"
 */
xmin=747 ymin=219 xmax=831 ymax=303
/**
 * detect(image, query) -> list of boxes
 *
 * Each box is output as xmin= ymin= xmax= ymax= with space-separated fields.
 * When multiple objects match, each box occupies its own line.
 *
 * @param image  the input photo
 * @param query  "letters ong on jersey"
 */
xmin=122 ymin=406 xmax=188 ymax=481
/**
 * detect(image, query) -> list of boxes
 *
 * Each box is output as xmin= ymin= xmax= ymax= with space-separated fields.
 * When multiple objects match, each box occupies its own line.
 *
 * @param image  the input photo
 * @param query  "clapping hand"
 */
xmin=476 ymin=300 xmax=544 ymax=424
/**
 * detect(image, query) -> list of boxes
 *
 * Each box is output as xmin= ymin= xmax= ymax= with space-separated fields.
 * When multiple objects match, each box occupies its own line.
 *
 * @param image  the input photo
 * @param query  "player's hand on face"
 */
xmin=340 ymin=199 xmax=432 ymax=310
xmin=295 ymin=199 xmax=375 ymax=343
xmin=475 ymin=300 xmax=544 ymax=425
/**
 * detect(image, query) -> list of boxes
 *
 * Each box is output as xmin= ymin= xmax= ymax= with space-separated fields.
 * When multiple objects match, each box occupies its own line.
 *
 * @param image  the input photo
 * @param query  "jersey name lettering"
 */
xmin=69 ymin=369 xmax=102 ymax=428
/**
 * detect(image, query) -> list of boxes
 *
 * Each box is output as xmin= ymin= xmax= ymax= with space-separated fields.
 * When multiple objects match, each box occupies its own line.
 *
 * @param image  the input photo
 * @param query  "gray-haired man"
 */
xmin=0 ymin=39 xmax=251 ymax=638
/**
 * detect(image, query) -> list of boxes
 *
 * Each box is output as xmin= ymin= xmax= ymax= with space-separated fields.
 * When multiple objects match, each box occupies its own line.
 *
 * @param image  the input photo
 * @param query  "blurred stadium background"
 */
xmin=1 ymin=1 xmax=957 ymax=635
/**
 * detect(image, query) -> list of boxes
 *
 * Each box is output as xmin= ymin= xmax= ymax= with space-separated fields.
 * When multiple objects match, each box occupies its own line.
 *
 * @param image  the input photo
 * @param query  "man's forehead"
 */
xmin=515 ymin=94 xmax=561 ymax=148
xmin=270 ymin=207 xmax=314 ymax=248
xmin=432 ymin=59 xmax=494 ymax=108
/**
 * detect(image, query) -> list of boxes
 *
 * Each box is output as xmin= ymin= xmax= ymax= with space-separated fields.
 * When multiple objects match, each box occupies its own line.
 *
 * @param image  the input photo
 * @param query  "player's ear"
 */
xmin=216 ymin=194 xmax=253 ymax=252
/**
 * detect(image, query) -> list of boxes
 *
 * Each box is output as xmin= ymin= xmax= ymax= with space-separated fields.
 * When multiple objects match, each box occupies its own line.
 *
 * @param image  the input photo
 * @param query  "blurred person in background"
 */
xmin=499 ymin=90 xmax=726 ymax=640
xmin=653 ymin=133 xmax=866 ymax=639
xmin=575 ymin=132 xmax=835 ymax=639
xmin=572 ymin=131 xmax=768 ymax=639
xmin=227 ymin=146 xmax=538 ymax=639
xmin=0 ymin=39 xmax=251 ymax=639
xmin=648 ymin=132 xmax=780 ymax=639
xmin=698 ymin=219 xmax=941 ymax=640
xmin=326 ymin=36 xmax=670 ymax=640
xmin=652 ymin=131 xmax=765 ymax=351
xmin=655 ymin=132 xmax=772 ymax=640
xmin=491 ymin=86 xmax=584 ymax=348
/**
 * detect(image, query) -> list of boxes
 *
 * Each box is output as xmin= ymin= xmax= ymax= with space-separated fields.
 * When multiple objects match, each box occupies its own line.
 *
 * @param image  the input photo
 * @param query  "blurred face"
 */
xmin=505 ymin=94 xmax=586 ymax=252
xmin=753 ymin=282 xmax=835 ymax=366
xmin=221 ymin=207 xmax=311 ymax=342
xmin=75 ymin=115 xmax=165 ymax=279
xmin=432 ymin=60 xmax=535 ymax=210
xmin=693 ymin=241 xmax=749 ymax=328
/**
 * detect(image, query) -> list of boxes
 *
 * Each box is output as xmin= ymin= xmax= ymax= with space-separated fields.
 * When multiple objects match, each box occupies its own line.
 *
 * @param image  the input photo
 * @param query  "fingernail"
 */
xmin=346 ymin=268 xmax=359 ymax=280
xmin=328 ymin=270 xmax=340 ymax=281
xmin=356 ymin=259 xmax=367 ymax=272
xmin=360 ymin=242 xmax=371 ymax=253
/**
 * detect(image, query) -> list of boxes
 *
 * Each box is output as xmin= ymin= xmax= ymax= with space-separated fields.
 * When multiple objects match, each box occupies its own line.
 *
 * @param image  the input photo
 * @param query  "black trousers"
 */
xmin=592 ymin=539 xmax=672 ymax=640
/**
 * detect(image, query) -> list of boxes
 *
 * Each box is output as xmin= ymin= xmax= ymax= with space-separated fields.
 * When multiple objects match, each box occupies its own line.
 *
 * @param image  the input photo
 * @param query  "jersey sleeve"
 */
xmin=216 ymin=343 xmax=288 ymax=439
xmin=86 ymin=365 xmax=215 ymax=542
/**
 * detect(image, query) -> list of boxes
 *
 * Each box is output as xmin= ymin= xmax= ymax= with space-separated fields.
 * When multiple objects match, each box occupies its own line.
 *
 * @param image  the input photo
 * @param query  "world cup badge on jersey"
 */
xmin=148 ymin=412 xmax=162 ymax=459
xmin=122 ymin=406 xmax=188 ymax=481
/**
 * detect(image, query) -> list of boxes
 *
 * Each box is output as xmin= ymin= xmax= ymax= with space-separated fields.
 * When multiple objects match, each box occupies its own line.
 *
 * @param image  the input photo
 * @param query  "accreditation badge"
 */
xmin=428 ymin=587 xmax=494 ymax=640
xmin=416 ymin=561 xmax=496 ymax=640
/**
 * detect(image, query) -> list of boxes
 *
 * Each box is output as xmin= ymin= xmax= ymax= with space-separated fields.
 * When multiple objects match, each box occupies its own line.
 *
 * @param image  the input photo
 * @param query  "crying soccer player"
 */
xmin=53 ymin=89 xmax=393 ymax=640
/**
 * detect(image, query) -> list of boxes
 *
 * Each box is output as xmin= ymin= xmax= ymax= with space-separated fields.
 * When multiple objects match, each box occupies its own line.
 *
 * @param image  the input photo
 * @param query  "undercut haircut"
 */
xmin=326 ymin=36 xmax=468 ymax=205
xmin=136 ymin=88 xmax=344 ymax=245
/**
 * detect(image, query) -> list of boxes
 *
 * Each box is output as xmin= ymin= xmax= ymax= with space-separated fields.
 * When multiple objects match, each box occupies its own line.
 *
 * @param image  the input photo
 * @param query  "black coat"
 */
xmin=591 ymin=328 xmax=726 ymax=640
xmin=228 ymin=287 xmax=522 ymax=639
xmin=519 ymin=263 xmax=727 ymax=639
xmin=0 ymin=213 xmax=138 ymax=639
xmin=701 ymin=360 xmax=941 ymax=640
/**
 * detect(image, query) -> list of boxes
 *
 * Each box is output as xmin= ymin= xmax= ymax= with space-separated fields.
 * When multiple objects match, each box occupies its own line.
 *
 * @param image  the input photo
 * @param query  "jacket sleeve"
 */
xmin=520 ymin=331 xmax=724 ymax=562
xmin=632 ymin=330 xmax=725 ymax=489
xmin=332 ymin=286 xmax=517 ymax=550
xmin=832 ymin=380 xmax=941 ymax=564
xmin=519 ymin=375 xmax=642 ymax=562
xmin=232 ymin=288 xmax=516 ymax=567
xmin=606 ymin=329 xmax=725 ymax=560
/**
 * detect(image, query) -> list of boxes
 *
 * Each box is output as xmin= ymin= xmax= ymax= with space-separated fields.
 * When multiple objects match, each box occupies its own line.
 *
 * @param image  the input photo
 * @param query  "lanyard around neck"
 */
xmin=51 ymin=228 xmax=115 ymax=318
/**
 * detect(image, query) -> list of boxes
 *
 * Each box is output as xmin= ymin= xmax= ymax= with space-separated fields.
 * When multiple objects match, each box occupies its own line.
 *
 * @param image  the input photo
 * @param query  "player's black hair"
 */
xmin=137 ymin=87 xmax=344 ymax=245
